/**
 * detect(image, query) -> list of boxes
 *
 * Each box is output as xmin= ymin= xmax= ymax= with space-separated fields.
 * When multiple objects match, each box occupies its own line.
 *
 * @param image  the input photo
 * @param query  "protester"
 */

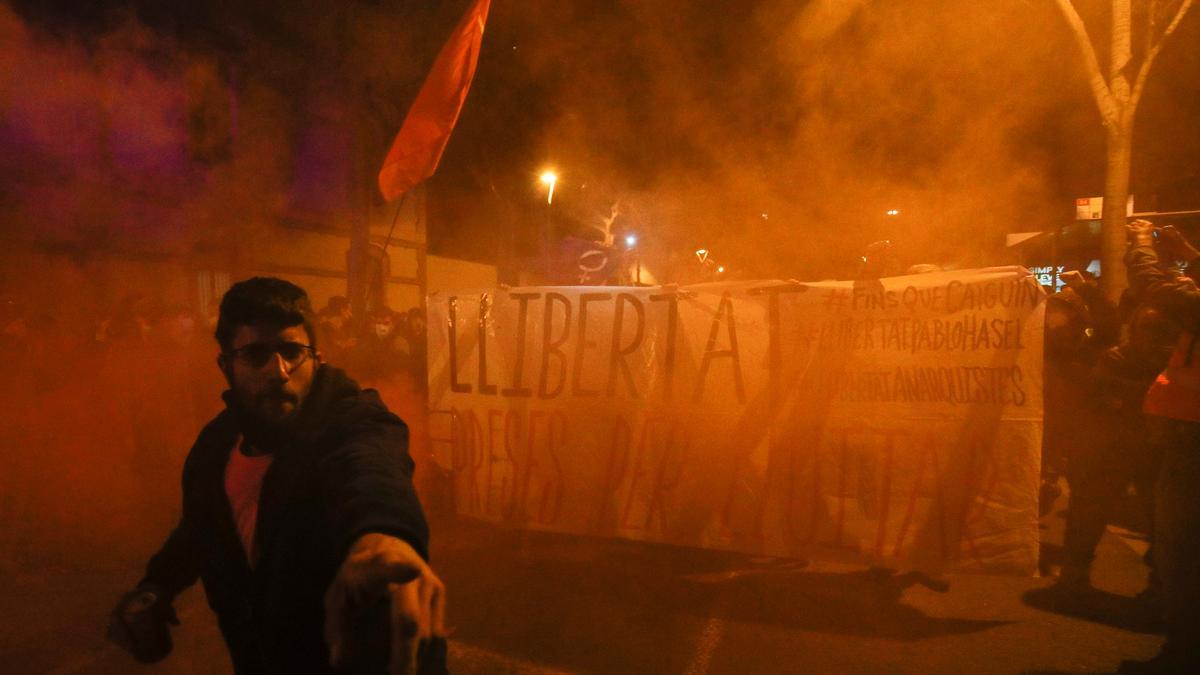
xmin=403 ymin=307 xmax=427 ymax=381
xmin=1118 ymin=220 xmax=1200 ymax=673
xmin=109 ymin=292 xmax=158 ymax=344
xmin=109 ymin=277 xmax=446 ymax=674
xmin=316 ymin=295 xmax=357 ymax=366
xmin=1058 ymin=271 xmax=1175 ymax=591
xmin=857 ymin=239 xmax=896 ymax=279
xmin=352 ymin=304 xmax=412 ymax=382
xmin=1041 ymin=275 xmax=1117 ymax=532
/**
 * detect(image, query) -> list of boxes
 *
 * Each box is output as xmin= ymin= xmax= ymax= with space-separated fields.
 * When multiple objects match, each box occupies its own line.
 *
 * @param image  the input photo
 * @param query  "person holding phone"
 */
xmin=1121 ymin=220 xmax=1200 ymax=672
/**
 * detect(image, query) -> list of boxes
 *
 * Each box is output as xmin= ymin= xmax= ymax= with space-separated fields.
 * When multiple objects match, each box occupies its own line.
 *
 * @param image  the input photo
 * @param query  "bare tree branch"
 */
xmin=1146 ymin=1 xmax=1178 ymax=57
xmin=1130 ymin=0 xmax=1195 ymax=111
xmin=1147 ymin=0 xmax=1160 ymax=51
xmin=1054 ymin=0 xmax=1119 ymax=127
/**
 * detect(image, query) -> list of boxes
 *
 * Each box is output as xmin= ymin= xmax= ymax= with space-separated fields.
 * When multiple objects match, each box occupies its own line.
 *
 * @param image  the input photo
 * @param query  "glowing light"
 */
xmin=540 ymin=170 xmax=558 ymax=204
xmin=625 ymin=234 xmax=638 ymax=248
xmin=886 ymin=209 xmax=900 ymax=216
xmin=717 ymin=265 xmax=726 ymax=274
xmin=695 ymin=248 xmax=709 ymax=263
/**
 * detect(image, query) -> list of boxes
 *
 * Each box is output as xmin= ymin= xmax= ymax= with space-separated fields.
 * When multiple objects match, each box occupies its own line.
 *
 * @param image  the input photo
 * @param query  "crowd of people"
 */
xmin=3 ymin=225 xmax=1199 ymax=670
xmin=1042 ymin=221 xmax=1200 ymax=672
xmin=312 ymin=295 xmax=428 ymax=385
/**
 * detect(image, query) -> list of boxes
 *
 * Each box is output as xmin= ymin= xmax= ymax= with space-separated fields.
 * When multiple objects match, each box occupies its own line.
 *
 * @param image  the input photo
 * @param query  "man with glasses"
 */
xmin=110 ymin=277 xmax=446 ymax=674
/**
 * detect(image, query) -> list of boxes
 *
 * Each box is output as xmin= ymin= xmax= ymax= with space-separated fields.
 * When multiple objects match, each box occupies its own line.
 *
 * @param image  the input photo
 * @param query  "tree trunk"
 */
xmin=1099 ymin=0 xmax=1134 ymax=304
xmin=1054 ymin=0 xmax=1196 ymax=302
xmin=1100 ymin=118 xmax=1133 ymax=302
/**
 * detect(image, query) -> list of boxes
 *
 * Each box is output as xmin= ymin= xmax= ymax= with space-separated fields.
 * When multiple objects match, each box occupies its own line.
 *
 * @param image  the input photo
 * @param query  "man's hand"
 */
xmin=1157 ymin=225 xmax=1200 ymax=263
xmin=1060 ymin=270 xmax=1089 ymax=290
xmin=324 ymin=533 xmax=445 ymax=675
xmin=107 ymin=586 xmax=178 ymax=663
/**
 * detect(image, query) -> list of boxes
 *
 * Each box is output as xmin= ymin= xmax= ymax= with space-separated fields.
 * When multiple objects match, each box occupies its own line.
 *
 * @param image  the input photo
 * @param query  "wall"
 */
xmin=426 ymin=254 xmax=498 ymax=295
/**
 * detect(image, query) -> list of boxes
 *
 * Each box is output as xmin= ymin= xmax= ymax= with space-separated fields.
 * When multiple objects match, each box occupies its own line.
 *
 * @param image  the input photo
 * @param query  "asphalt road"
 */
xmin=1 ymin=486 xmax=1164 ymax=674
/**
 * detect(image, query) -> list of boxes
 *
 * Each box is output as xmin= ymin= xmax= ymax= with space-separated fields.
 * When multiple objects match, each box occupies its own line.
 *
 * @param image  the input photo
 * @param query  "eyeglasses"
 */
xmin=224 ymin=341 xmax=316 ymax=371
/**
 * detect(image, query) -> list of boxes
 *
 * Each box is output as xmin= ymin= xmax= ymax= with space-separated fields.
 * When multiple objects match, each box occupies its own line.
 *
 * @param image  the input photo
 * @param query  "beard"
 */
xmin=250 ymin=390 xmax=301 ymax=427
xmin=221 ymin=360 xmax=320 ymax=449
xmin=226 ymin=381 xmax=304 ymax=436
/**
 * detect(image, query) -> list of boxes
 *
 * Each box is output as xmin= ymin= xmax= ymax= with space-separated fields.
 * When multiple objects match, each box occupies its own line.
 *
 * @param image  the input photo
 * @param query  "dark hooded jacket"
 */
xmin=139 ymin=365 xmax=429 ymax=674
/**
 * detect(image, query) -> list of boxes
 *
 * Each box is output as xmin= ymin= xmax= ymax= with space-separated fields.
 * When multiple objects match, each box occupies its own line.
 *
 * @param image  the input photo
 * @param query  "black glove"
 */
xmin=107 ymin=586 xmax=179 ymax=663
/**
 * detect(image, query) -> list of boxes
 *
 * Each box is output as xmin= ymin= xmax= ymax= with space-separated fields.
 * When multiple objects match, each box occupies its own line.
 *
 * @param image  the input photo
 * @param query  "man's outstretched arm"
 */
xmin=319 ymin=401 xmax=445 ymax=674
xmin=324 ymin=533 xmax=446 ymax=675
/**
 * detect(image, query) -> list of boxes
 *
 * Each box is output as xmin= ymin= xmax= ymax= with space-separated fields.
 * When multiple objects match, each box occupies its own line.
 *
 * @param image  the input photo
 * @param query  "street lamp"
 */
xmin=540 ymin=170 xmax=558 ymax=205
xmin=624 ymin=234 xmax=642 ymax=284
xmin=537 ymin=169 xmax=559 ymax=279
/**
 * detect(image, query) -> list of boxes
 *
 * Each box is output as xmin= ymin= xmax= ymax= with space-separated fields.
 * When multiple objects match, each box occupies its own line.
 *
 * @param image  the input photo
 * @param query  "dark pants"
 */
xmin=1064 ymin=415 xmax=1158 ymax=571
xmin=1064 ymin=448 xmax=1132 ymax=569
xmin=1152 ymin=417 xmax=1200 ymax=660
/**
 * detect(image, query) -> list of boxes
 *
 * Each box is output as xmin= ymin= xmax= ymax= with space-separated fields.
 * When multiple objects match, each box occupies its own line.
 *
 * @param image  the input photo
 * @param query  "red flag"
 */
xmin=377 ymin=0 xmax=491 ymax=202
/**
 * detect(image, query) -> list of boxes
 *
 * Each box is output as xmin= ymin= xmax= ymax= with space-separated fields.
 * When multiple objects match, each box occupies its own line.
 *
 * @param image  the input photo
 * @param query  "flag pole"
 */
xmin=381 ymin=191 xmax=409 ymax=257
xmin=361 ymin=191 xmax=409 ymax=316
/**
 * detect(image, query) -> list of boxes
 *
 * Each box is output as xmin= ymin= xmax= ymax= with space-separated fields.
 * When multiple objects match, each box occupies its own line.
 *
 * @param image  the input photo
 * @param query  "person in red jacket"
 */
xmin=1121 ymin=220 xmax=1200 ymax=673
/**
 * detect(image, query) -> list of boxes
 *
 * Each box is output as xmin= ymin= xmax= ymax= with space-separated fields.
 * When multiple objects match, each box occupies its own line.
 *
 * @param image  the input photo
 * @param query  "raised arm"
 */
xmin=1125 ymin=220 xmax=1200 ymax=330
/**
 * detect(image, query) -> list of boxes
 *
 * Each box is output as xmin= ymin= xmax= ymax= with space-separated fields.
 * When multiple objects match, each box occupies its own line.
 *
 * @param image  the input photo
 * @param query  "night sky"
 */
xmin=5 ymin=0 xmax=1199 ymax=280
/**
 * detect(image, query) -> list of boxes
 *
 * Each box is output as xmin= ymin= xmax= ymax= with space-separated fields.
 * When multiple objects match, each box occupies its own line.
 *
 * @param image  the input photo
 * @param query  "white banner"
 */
xmin=427 ymin=267 xmax=1045 ymax=574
